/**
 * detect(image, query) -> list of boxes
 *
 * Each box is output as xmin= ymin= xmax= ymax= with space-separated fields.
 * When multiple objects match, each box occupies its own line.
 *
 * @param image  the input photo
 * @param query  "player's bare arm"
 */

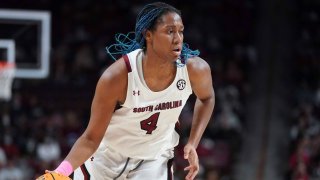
xmin=63 ymin=58 xmax=128 ymax=170
xmin=184 ymin=57 xmax=215 ymax=180
xmin=187 ymin=56 xmax=215 ymax=148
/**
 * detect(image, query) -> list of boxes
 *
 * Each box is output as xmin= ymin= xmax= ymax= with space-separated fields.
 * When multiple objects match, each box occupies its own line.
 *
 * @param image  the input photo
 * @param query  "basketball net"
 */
xmin=0 ymin=62 xmax=15 ymax=101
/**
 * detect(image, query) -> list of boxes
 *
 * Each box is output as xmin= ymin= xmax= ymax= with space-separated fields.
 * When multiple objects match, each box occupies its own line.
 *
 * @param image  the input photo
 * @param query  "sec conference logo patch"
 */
xmin=176 ymin=79 xmax=186 ymax=90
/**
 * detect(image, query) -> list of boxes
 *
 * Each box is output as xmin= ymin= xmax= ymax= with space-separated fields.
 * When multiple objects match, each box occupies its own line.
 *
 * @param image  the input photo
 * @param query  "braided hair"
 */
xmin=106 ymin=2 xmax=199 ymax=66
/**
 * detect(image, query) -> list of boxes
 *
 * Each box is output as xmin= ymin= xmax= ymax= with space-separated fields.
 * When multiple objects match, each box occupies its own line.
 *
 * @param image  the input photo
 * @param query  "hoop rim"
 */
xmin=0 ymin=61 xmax=15 ymax=68
xmin=0 ymin=61 xmax=15 ymax=101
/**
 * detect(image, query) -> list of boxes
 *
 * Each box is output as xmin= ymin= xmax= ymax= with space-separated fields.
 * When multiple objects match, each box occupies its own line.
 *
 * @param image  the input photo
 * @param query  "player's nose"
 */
xmin=173 ymin=32 xmax=183 ymax=44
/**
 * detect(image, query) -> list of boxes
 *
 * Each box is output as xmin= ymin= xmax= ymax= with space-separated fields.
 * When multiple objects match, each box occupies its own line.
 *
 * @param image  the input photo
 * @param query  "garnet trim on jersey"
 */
xmin=167 ymin=158 xmax=174 ymax=180
xmin=175 ymin=121 xmax=181 ymax=134
xmin=122 ymin=55 xmax=132 ymax=72
xmin=80 ymin=164 xmax=91 ymax=180
xmin=69 ymin=172 xmax=74 ymax=179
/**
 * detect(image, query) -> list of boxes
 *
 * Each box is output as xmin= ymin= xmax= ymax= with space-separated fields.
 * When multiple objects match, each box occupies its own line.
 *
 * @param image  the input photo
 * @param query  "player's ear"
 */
xmin=144 ymin=30 xmax=152 ymax=43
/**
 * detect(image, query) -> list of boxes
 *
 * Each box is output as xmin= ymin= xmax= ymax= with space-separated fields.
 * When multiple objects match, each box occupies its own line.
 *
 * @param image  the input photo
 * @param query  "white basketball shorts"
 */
xmin=70 ymin=145 xmax=174 ymax=180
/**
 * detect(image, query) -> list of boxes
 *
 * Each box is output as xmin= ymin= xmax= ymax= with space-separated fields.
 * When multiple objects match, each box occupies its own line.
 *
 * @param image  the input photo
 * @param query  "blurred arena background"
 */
xmin=0 ymin=0 xmax=319 ymax=179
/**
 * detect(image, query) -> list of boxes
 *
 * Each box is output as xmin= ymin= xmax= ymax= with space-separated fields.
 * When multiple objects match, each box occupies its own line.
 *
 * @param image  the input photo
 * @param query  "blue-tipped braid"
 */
xmin=106 ymin=32 xmax=199 ymax=67
xmin=105 ymin=2 xmax=200 ymax=66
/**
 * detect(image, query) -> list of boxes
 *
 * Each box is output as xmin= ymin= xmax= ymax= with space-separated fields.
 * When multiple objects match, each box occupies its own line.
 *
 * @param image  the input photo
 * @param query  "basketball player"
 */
xmin=38 ymin=2 xmax=214 ymax=180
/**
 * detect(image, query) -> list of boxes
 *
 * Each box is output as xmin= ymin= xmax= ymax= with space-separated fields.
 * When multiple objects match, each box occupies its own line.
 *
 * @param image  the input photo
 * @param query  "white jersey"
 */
xmin=100 ymin=49 xmax=192 ymax=160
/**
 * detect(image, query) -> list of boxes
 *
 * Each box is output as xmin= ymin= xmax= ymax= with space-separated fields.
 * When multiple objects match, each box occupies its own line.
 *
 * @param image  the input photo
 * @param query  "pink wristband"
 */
xmin=54 ymin=160 xmax=73 ymax=176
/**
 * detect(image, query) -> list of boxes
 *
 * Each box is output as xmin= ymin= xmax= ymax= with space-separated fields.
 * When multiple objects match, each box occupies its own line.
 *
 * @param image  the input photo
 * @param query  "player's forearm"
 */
xmin=188 ymin=95 xmax=214 ymax=148
xmin=64 ymin=134 xmax=100 ymax=170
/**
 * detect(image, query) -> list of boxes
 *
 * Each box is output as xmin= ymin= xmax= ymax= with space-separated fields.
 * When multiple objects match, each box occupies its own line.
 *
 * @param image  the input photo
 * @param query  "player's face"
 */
xmin=146 ymin=12 xmax=184 ymax=61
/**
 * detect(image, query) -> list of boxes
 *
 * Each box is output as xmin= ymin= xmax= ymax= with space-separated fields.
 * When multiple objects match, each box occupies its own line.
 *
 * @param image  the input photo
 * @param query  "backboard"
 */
xmin=0 ymin=9 xmax=51 ymax=79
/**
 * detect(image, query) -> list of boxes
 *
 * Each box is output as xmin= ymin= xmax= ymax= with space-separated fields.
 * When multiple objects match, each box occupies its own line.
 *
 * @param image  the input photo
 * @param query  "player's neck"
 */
xmin=142 ymin=51 xmax=175 ymax=69
xmin=142 ymin=52 xmax=176 ymax=77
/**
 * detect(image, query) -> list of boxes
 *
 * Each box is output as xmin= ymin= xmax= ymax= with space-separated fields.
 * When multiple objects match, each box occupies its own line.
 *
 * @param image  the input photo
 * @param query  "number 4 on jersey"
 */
xmin=140 ymin=112 xmax=160 ymax=134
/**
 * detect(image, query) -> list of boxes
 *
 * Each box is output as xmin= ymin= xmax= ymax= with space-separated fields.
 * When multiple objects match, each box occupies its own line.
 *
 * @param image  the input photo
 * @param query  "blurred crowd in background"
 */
xmin=286 ymin=1 xmax=320 ymax=180
xmin=0 ymin=0 xmax=319 ymax=180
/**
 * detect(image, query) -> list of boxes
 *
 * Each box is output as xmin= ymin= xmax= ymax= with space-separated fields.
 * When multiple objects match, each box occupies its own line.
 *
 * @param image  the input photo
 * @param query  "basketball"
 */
xmin=36 ymin=172 xmax=72 ymax=180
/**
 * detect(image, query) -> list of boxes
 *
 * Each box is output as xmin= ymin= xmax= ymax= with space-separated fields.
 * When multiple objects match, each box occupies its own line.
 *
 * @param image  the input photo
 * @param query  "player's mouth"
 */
xmin=173 ymin=48 xmax=181 ymax=56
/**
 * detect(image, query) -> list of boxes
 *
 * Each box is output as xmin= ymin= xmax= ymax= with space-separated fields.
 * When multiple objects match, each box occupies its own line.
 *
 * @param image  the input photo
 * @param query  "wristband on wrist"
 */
xmin=54 ymin=160 xmax=73 ymax=176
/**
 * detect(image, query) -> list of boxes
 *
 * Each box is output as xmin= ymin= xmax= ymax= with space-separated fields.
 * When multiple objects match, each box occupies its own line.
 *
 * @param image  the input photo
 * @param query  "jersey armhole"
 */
xmin=119 ymin=54 xmax=133 ymax=108
xmin=184 ymin=64 xmax=193 ymax=95
xmin=122 ymin=55 xmax=132 ymax=73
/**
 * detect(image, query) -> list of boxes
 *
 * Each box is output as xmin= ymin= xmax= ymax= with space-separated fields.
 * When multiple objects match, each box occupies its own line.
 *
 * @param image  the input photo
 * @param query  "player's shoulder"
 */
xmin=94 ymin=57 xmax=128 ymax=103
xmin=186 ymin=56 xmax=211 ymax=75
xmin=100 ymin=57 xmax=128 ymax=85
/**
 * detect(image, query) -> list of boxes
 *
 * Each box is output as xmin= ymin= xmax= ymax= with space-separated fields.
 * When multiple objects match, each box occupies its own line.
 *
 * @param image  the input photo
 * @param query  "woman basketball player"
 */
xmin=38 ymin=2 xmax=214 ymax=180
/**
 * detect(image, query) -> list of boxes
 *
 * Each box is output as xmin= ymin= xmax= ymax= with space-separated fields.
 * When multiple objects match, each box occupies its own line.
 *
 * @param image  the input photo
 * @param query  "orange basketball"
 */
xmin=36 ymin=172 xmax=72 ymax=180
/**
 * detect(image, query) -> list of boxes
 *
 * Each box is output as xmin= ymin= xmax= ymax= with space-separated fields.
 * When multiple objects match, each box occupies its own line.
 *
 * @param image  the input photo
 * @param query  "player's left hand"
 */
xmin=183 ymin=143 xmax=199 ymax=180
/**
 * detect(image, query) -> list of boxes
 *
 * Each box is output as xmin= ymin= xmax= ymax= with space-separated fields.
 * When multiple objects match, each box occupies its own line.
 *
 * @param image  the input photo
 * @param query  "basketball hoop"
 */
xmin=0 ymin=62 xmax=15 ymax=101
